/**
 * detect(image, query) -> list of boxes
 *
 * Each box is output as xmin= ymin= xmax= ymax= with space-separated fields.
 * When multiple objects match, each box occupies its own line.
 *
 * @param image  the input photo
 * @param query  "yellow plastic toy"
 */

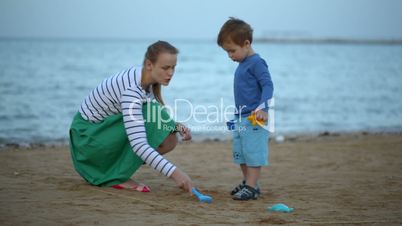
xmin=247 ymin=113 xmax=266 ymax=126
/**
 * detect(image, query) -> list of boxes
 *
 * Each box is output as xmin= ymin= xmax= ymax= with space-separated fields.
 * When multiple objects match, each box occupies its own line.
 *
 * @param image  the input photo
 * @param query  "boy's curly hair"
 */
xmin=217 ymin=17 xmax=253 ymax=47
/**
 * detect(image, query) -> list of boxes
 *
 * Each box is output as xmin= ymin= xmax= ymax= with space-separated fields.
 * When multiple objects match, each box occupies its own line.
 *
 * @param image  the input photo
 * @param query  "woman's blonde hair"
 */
xmin=143 ymin=41 xmax=179 ymax=105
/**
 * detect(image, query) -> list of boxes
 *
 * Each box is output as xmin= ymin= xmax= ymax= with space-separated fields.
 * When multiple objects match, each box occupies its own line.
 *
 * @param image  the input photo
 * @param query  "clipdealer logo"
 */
xmin=128 ymin=97 xmax=275 ymax=133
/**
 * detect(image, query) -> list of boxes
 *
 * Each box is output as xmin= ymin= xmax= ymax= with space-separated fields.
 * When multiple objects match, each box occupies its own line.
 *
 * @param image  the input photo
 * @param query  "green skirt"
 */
xmin=69 ymin=101 xmax=176 ymax=187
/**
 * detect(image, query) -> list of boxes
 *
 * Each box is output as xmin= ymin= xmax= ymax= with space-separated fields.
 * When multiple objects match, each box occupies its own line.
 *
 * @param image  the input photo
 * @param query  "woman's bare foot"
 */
xmin=111 ymin=179 xmax=151 ymax=192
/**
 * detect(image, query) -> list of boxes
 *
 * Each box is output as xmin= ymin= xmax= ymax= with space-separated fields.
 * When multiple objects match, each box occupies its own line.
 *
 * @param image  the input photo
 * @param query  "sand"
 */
xmin=1 ymin=133 xmax=402 ymax=225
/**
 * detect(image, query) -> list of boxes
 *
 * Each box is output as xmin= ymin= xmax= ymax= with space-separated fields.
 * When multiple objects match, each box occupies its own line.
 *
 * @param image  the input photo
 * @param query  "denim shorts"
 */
xmin=232 ymin=115 xmax=269 ymax=167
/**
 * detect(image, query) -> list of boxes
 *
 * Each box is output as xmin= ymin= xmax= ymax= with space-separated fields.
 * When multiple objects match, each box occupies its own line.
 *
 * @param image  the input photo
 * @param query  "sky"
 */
xmin=1 ymin=0 xmax=402 ymax=40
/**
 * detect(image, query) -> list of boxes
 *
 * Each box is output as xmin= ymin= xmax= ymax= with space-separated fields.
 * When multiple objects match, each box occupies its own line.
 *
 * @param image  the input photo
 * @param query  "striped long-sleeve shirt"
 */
xmin=79 ymin=66 xmax=177 ymax=177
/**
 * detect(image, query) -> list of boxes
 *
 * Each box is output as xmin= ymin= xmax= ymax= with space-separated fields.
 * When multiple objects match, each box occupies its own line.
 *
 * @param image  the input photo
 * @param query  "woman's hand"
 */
xmin=170 ymin=168 xmax=193 ymax=194
xmin=176 ymin=122 xmax=192 ymax=141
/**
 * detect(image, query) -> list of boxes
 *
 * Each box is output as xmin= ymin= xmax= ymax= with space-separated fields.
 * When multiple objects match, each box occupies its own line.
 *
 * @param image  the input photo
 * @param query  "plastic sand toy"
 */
xmin=267 ymin=203 xmax=294 ymax=213
xmin=192 ymin=187 xmax=213 ymax=203
xmin=247 ymin=113 xmax=266 ymax=126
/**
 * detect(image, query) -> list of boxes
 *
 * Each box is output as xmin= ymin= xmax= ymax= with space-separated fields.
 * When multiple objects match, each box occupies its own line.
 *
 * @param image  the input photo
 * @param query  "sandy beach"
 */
xmin=1 ymin=133 xmax=402 ymax=225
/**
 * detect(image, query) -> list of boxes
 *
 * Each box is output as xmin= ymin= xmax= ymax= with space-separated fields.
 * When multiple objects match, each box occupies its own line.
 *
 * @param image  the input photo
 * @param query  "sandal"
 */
xmin=111 ymin=180 xmax=151 ymax=192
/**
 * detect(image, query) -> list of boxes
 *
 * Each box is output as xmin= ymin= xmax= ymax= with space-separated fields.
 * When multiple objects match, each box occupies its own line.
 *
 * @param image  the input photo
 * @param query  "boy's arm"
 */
xmin=253 ymin=59 xmax=274 ymax=111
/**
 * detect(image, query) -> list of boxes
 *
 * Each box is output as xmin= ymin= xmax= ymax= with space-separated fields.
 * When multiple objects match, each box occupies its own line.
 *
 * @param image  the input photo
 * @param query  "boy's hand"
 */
xmin=254 ymin=109 xmax=269 ymax=122
xmin=176 ymin=122 xmax=192 ymax=141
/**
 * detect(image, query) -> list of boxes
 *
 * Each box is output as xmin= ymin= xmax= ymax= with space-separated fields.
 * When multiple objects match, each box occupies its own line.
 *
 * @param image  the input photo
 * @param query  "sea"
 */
xmin=1 ymin=38 xmax=402 ymax=145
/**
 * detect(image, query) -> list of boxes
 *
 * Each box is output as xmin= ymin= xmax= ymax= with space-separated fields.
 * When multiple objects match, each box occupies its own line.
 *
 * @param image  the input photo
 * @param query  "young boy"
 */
xmin=217 ymin=18 xmax=274 ymax=200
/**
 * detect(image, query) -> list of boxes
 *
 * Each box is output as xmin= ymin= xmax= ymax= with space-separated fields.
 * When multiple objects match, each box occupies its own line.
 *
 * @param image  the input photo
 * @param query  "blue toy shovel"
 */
xmin=192 ymin=187 xmax=213 ymax=203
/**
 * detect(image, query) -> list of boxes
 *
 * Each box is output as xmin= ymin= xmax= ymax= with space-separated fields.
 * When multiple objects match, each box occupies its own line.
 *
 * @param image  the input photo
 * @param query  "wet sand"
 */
xmin=1 ymin=133 xmax=402 ymax=225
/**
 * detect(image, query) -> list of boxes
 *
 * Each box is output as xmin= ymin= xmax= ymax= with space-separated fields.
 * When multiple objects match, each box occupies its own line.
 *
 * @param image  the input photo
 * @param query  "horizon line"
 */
xmin=1 ymin=36 xmax=402 ymax=45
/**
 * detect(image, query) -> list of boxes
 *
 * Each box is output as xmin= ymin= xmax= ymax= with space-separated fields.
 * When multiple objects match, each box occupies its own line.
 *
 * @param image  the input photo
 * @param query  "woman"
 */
xmin=69 ymin=41 xmax=193 ymax=194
